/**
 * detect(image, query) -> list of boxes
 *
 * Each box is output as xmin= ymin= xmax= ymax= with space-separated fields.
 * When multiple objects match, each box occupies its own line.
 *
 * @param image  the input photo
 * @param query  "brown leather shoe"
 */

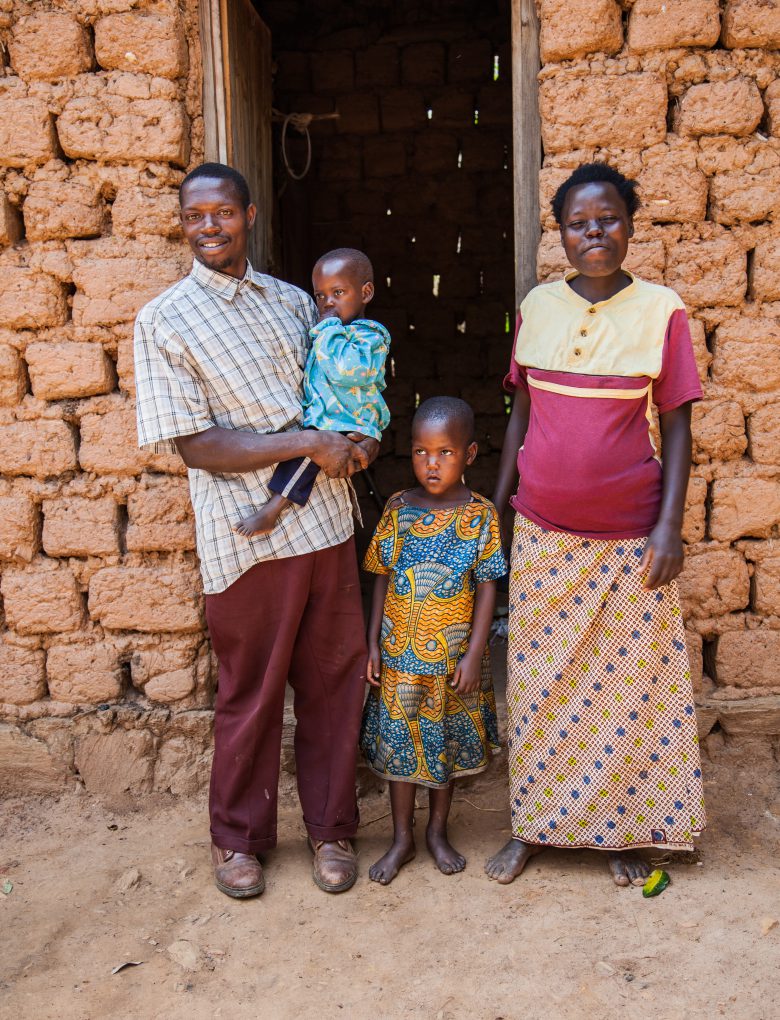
xmin=211 ymin=844 xmax=265 ymax=899
xmin=309 ymin=838 xmax=358 ymax=893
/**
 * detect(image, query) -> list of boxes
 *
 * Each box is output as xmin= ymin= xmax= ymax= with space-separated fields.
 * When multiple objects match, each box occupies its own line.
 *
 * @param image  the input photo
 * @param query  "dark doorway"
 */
xmin=255 ymin=1 xmax=515 ymax=537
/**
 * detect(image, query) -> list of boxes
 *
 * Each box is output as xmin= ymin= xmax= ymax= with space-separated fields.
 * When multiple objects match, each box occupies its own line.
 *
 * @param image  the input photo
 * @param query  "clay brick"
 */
xmin=145 ymin=667 xmax=195 ymax=703
xmin=381 ymin=89 xmax=430 ymax=133
xmin=539 ymin=73 xmax=666 ymax=153
xmin=311 ymin=51 xmax=354 ymax=93
xmin=540 ymin=0 xmax=623 ymax=62
xmin=413 ymin=133 xmax=459 ymax=174
xmin=628 ymin=0 xmax=721 ymax=52
xmin=623 ymin=239 xmax=666 ymax=285
xmin=363 ymin=137 xmax=406 ymax=178
xmin=9 ymin=12 xmax=92 ymax=81
xmin=682 ymin=475 xmax=707 ymax=544
xmin=715 ymin=630 xmax=780 ymax=688
xmin=401 ymin=42 xmax=445 ymax=87
xmin=461 ymin=133 xmax=507 ymax=173
xmin=355 ymin=45 xmax=399 ymax=88
xmin=712 ymin=318 xmax=780 ymax=392
xmin=688 ymin=317 xmax=712 ymax=383
xmin=0 ymin=495 xmax=39 ymax=562
xmin=751 ymin=236 xmax=780 ymax=301
xmin=0 ymin=269 xmax=68 ymax=329
xmin=79 ymin=400 xmax=181 ymax=476
xmin=709 ymin=169 xmax=780 ymax=225
xmin=75 ymin=728 xmax=154 ymax=796
xmin=23 ymin=181 xmax=104 ymax=242
xmin=0 ymin=192 xmax=23 ymax=247
xmin=126 ymin=477 xmax=194 ymax=552
xmin=449 ymin=39 xmax=492 ymax=82
xmin=89 ymin=565 xmax=203 ymax=633
xmin=0 ymin=98 xmax=58 ymax=168
xmin=57 ymin=96 xmax=189 ymax=167
xmin=1 ymin=562 xmax=83 ymax=635
xmin=72 ymin=256 xmax=183 ymax=327
xmin=274 ymin=51 xmax=310 ymax=92
xmin=0 ymin=726 xmax=67 ymax=793
xmin=335 ymin=92 xmax=380 ymax=135
xmin=42 ymin=496 xmax=119 ymax=557
xmin=692 ymin=400 xmax=747 ymax=464
xmin=678 ymin=548 xmax=750 ymax=620
xmin=26 ymin=342 xmax=116 ymax=400
xmin=0 ymin=420 xmax=77 ymax=478
xmin=710 ymin=478 xmax=780 ymax=541
xmin=665 ymin=236 xmax=746 ymax=307
xmin=94 ymin=13 xmax=188 ymax=79
xmin=675 ymin=79 xmax=764 ymax=138
xmin=0 ymin=641 xmax=45 ymax=705
xmin=685 ymin=630 xmax=705 ymax=697
xmin=637 ymin=157 xmax=708 ymax=224
xmin=722 ymin=0 xmax=780 ymax=48
xmin=749 ymin=404 xmax=780 ymax=465
xmin=766 ymin=80 xmax=780 ymax=138
xmin=46 ymin=642 xmax=122 ymax=703
xmin=754 ymin=558 xmax=780 ymax=616
xmin=0 ymin=345 xmax=27 ymax=406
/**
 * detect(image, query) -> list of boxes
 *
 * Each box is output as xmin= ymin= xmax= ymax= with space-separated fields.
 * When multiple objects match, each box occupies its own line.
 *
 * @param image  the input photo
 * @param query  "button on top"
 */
xmin=588 ymin=307 xmax=597 ymax=314
xmin=580 ymin=329 xmax=588 ymax=337
xmin=574 ymin=348 xmax=582 ymax=356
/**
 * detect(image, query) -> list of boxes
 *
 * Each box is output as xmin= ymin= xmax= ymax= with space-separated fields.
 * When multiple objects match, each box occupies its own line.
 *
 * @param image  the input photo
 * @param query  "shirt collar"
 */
xmin=190 ymin=258 xmax=267 ymax=300
xmin=562 ymin=269 xmax=637 ymax=307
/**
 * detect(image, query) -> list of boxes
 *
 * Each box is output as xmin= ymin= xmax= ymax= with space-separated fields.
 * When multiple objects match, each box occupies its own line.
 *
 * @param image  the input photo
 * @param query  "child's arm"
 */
xmin=451 ymin=580 xmax=497 ymax=694
xmin=493 ymin=388 xmax=531 ymax=548
xmin=638 ymin=402 xmax=693 ymax=590
xmin=366 ymin=573 xmax=390 ymax=687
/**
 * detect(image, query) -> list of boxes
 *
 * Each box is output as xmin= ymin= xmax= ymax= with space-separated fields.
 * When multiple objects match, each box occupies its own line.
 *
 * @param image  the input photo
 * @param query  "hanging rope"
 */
xmin=272 ymin=108 xmax=340 ymax=181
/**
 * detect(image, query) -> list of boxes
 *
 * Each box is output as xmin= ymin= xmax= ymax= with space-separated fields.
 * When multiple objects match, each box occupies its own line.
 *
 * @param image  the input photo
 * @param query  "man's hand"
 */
xmin=308 ymin=431 xmax=369 ymax=478
xmin=638 ymin=520 xmax=684 ymax=590
xmin=450 ymin=650 xmax=482 ymax=695
xmin=346 ymin=431 xmax=380 ymax=467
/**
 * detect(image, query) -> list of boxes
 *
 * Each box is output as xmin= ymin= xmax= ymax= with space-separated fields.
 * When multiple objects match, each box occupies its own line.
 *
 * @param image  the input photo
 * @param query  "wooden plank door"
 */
xmin=511 ymin=0 xmax=542 ymax=307
xmin=199 ymin=0 xmax=273 ymax=271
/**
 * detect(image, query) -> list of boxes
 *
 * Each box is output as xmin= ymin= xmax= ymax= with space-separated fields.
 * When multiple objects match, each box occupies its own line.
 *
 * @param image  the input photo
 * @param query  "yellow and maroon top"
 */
xmin=504 ymin=271 xmax=702 ymax=540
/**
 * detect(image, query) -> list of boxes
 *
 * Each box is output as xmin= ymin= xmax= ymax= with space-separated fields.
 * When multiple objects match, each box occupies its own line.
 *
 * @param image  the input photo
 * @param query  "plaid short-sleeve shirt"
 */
xmin=134 ymin=259 xmax=354 ymax=594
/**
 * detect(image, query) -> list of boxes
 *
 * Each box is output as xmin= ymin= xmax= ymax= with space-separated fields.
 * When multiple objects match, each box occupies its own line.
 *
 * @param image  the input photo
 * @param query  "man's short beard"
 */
xmin=196 ymin=250 xmax=233 ymax=273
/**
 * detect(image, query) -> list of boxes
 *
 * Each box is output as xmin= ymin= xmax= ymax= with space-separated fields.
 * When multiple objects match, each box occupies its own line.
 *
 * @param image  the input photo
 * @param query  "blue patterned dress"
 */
xmin=360 ymin=491 xmax=507 ymax=788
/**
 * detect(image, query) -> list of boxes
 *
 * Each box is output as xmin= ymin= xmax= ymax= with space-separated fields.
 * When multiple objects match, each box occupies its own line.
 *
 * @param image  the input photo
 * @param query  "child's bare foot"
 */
xmin=368 ymin=835 xmax=415 ymax=885
xmin=426 ymin=828 xmax=466 ymax=875
xmin=233 ymin=494 xmax=290 ymax=537
xmin=607 ymin=851 xmax=650 ymax=887
xmin=485 ymin=838 xmax=544 ymax=884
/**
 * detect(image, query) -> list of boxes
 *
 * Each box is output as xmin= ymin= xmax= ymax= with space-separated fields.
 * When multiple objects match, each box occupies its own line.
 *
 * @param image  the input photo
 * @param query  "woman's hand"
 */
xmin=451 ymin=650 xmax=482 ymax=694
xmin=638 ymin=520 xmax=684 ymax=589
xmin=366 ymin=642 xmax=382 ymax=687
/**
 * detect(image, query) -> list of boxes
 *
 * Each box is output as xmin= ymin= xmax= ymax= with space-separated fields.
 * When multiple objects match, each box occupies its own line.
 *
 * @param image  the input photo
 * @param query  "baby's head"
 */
xmin=312 ymin=247 xmax=375 ymax=324
xmin=552 ymin=162 xmax=639 ymax=281
xmin=411 ymin=396 xmax=477 ymax=498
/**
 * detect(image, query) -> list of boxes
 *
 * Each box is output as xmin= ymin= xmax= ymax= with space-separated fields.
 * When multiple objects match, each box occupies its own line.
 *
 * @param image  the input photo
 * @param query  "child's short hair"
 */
xmin=551 ymin=162 xmax=640 ymax=225
xmin=413 ymin=396 xmax=475 ymax=443
xmin=314 ymin=247 xmax=374 ymax=283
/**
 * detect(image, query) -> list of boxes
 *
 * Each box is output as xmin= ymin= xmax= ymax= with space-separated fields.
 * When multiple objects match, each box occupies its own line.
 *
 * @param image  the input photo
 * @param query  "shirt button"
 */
xmin=588 ymin=307 xmax=597 ymax=314
xmin=574 ymin=348 xmax=582 ymax=356
xmin=580 ymin=329 xmax=588 ymax=337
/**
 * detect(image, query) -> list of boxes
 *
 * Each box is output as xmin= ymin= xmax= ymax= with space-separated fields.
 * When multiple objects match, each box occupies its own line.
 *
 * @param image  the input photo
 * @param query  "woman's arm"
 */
xmin=638 ymin=402 xmax=693 ymax=589
xmin=365 ymin=573 xmax=390 ymax=687
xmin=492 ymin=388 xmax=531 ymax=546
xmin=451 ymin=580 xmax=497 ymax=694
xmin=175 ymin=425 xmax=368 ymax=477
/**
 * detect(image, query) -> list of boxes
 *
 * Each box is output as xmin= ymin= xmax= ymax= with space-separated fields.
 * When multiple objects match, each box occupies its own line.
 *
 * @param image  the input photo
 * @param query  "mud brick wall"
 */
xmin=536 ymin=0 xmax=780 ymax=746
xmin=266 ymin=0 xmax=515 ymax=501
xmin=0 ymin=0 xmax=216 ymax=797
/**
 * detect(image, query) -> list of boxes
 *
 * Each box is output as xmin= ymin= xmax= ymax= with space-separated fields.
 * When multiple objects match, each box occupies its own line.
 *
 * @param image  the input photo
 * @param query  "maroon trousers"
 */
xmin=205 ymin=538 xmax=367 ymax=854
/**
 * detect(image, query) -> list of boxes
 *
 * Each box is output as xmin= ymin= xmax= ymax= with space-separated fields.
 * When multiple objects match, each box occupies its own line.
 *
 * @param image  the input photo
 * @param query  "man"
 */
xmin=134 ymin=162 xmax=376 ymax=897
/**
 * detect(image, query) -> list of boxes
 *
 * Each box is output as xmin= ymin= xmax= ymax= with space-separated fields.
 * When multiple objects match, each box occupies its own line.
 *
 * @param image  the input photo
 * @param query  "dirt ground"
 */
xmin=2 ymin=729 xmax=780 ymax=1020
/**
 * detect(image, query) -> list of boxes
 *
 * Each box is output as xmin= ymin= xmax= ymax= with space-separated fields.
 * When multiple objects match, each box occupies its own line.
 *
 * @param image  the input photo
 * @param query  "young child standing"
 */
xmin=235 ymin=247 xmax=390 ymax=536
xmin=360 ymin=396 xmax=507 ymax=885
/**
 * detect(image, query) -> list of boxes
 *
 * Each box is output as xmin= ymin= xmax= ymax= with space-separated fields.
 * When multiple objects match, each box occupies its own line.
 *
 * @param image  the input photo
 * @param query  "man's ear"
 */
xmin=246 ymin=203 xmax=257 ymax=230
xmin=466 ymin=441 xmax=478 ymax=466
xmin=362 ymin=281 xmax=375 ymax=304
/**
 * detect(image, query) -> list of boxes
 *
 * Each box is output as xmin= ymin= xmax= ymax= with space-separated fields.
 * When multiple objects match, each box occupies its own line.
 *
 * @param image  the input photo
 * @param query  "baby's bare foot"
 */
xmin=368 ymin=836 xmax=415 ymax=886
xmin=485 ymin=838 xmax=543 ymax=884
xmin=233 ymin=496 xmax=289 ymax=537
xmin=607 ymin=851 xmax=650 ymax=887
xmin=426 ymin=828 xmax=465 ymax=875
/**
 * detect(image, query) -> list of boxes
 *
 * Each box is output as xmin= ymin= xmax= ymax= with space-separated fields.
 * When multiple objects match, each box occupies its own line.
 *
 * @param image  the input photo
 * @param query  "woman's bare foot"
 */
xmin=233 ymin=495 xmax=290 ymax=537
xmin=485 ymin=838 xmax=544 ymax=884
xmin=426 ymin=827 xmax=466 ymax=875
xmin=368 ymin=836 xmax=415 ymax=885
xmin=607 ymin=851 xmax=650 ymax=887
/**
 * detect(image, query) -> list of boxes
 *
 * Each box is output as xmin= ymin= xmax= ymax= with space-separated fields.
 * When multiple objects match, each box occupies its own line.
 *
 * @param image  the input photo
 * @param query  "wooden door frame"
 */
xmin=198 ymin=0 xmax=229 ymax=164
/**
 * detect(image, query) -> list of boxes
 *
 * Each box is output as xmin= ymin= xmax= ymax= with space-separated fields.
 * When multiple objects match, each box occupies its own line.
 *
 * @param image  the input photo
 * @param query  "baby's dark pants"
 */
xmin=205 ymin=537 xmax=367 ymax=854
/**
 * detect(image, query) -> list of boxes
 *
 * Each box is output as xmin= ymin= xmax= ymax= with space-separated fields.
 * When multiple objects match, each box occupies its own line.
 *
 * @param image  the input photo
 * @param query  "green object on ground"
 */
xmin=1 ymin=880 xmax=12 ymax=895
xmin=642 ymin=868 xmax=670 ymax=897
